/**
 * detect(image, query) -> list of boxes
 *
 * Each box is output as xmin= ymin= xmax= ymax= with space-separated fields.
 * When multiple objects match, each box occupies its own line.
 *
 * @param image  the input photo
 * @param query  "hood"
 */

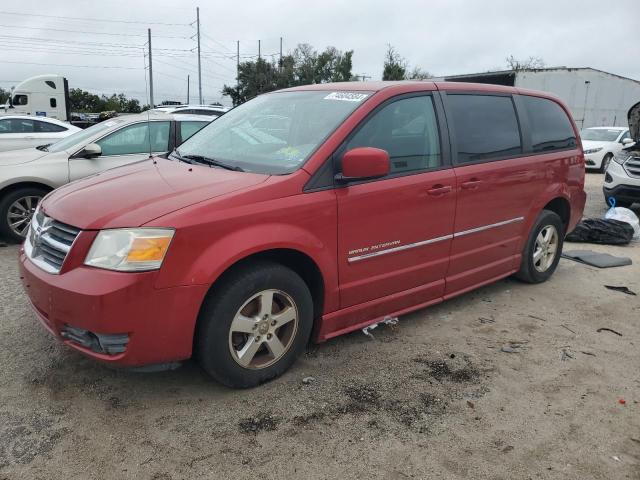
xmin=629 ymin=101 xmax=640 ymax=142
xmin=0 ymin=148 xmax=49 ymax=166
xmin=42 ymin=158 xmax=269 ymax=229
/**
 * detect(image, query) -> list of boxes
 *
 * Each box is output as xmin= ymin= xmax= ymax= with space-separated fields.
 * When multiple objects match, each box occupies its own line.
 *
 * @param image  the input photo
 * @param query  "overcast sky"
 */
xmin=1 ymin=0 xmax=638 ymax=106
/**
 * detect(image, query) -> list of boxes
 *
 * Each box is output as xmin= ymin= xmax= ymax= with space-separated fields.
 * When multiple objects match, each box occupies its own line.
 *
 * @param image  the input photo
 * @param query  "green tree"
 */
xmin=69 ymin=88 xmax=143 ymax=113
xmin=0 ymin=87 xmax=9 ymax=104
xmin=222 ymin=43 xmax=356 ymax=106
xmin=382 ymin=45 xmax=407 ymax=81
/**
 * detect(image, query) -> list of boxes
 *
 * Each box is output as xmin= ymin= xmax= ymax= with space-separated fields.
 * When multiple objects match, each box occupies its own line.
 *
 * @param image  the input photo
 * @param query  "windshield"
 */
xmin=177 ymin=90 xmax=371 ymax=174
xmin=47 ymin=119 xmax=123 ymax=153
xmin=580 ymin=128 xmax=622 ymax=142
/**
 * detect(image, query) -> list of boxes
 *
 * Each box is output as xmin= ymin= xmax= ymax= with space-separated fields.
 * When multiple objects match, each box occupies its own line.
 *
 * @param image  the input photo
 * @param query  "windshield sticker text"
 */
xmin=324 ymin=92 xmax=370 ymax=102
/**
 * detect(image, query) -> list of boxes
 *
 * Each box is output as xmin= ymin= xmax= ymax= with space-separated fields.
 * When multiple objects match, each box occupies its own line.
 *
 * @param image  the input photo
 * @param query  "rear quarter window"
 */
xmin=447 ymin=94 xmax=522 ymax=163
xmin=520 ymin=95 xmax=576 ymax=153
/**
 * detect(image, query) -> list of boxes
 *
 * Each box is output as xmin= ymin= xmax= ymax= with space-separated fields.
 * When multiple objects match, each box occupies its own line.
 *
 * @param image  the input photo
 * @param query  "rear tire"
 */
xmin=195 ymin=261 xmax=313 ymax=388
xmin=0 ymin=187 xmax=47 ymax=243
xmin=515 ymin=210 xmax=564 ymax=284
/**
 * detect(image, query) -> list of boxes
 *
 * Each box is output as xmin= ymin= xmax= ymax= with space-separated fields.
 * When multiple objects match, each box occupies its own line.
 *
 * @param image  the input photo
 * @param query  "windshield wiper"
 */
xmin=169 ymin=148 xmax=193 ymax=164
xmin=182 ymin=154 xmax=244 ymax=172
xmin=36 ymin=144 xmax=51 ymax=151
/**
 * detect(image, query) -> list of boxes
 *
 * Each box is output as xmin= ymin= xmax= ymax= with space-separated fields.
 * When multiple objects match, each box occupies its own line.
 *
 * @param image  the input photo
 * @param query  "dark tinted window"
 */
xmin=36 ymin=121 xmax=66 ymax=133
xmin=521 ymin=95 xmax=576 ymax=152
xmin=346 ymin=95 xmax=441 ymax=174
xmin=0 ymin=118 xmax=35 ymax=133
xmin=12 ymin=95 xmax=28 ymax=106
xmin=448 ymin=94 xmax=521 ymax=163
xmin=50 ymin=98 xmax=57 ymax=108
xmin=179 ymin=121 xmax=207 ymax=142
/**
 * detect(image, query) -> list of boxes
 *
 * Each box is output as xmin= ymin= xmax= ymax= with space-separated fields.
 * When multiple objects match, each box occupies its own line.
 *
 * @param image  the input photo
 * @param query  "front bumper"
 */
xmin=603 ymin=160 xmax=640 ymax=205
xmin=19 ymin=249 xmax=208 ymax=367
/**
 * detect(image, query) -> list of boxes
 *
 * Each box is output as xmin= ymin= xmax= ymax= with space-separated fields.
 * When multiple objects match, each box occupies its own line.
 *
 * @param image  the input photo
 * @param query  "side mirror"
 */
xmin=79 ymin=143 xmax=102 ymax=158
xmin=621 ymin=138 xmax=634 ymax=145
xmin=337 ymin=147 xmax=390 ymax=182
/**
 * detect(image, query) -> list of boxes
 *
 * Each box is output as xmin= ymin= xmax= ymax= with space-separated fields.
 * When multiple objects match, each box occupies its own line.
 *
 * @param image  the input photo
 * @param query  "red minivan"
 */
xmin=19 ymin=82 xmax=586 ymax=387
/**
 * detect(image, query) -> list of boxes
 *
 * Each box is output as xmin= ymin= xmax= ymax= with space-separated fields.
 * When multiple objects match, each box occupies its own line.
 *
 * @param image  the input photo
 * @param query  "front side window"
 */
xmin=620 ymin=130 xmax=631 ymax=142
xmin=521 ymin=95 xmax=576 ymax=152
xmin=36 ymin=121 xmax=66 ymax=133
xmin=12 ymin=94 xmax=28 ymax=106
xmin=97 ymin=121 xmax=170 ymax=156
xmin=0 ymin=118 xmax=35 ymax=133
xmin=179 ymin=121 xmax=208 ymax=142
xmin=177 ymin=91 xmax=370 ymax=174
xmin=448 ymin=94 xmax=522 ymax=163
xmin=345 ymin=95 xmax=441 ymax=174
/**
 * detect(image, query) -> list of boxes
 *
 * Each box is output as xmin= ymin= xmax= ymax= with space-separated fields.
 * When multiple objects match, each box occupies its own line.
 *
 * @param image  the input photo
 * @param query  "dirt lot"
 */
xmin=0 ymin=173 xmax=638 ymax=480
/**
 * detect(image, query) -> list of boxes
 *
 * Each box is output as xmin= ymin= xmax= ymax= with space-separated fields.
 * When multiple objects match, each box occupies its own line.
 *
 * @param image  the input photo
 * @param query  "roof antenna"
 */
xmin=142 ymin=37 xmax=156 ymax=164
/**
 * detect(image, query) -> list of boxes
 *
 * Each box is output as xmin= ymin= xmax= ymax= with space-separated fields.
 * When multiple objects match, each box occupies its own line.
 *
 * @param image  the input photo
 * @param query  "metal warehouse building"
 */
xmin=441 ymin=67 xmax=640 ymax=129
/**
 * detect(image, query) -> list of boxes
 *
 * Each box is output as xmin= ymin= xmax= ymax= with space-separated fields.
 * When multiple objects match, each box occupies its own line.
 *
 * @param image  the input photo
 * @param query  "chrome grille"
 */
xmin=24 ymin=210 xmax=81 ymax=274
xmin=624 ymin=156 xmax=640 ymax=178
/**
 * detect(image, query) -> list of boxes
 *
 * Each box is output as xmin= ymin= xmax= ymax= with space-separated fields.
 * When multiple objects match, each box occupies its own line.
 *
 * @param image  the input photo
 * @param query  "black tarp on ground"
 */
xmin=565 ymin=218 xmax=635 ymax=245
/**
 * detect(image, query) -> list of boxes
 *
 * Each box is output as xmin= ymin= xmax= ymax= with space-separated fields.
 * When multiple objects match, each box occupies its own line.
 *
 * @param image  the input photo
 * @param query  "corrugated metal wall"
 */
xmin=515 ymin=69 xmax=640 ymax=129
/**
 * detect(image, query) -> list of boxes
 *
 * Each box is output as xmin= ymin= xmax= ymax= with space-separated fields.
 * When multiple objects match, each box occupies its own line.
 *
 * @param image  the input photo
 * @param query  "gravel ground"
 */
xmin=1 ymin=173 xmax=639 ymax=480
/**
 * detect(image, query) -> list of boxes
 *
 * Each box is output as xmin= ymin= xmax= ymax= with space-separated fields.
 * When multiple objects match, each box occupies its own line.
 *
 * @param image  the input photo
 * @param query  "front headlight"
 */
xmin=84 ymin=228 xmax=175 ymax=271
xmin=583 ymin=147 xmax=603 ymax=154
xmin=613 ymin=152 xmax=632 ymax=165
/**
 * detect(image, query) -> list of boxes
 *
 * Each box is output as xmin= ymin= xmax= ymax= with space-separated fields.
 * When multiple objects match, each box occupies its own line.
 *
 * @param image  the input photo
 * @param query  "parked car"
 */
xmin=0 ymin=115 xmax=81 ymax=152
xmin=604 ymin=103 xmax=640 ymax=207
xmin=19 ymin=82 xmax=586 ymax=387
xmin=154 ymin=105 xmax=229 ymax=117
xmin=0 ymin=112 xmax=212 ymax=241
xmin=581 ymin=126 xmax=633 ymax=172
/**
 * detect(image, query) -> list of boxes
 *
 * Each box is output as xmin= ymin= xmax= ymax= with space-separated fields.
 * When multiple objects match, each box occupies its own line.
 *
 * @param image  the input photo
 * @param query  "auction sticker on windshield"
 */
xmin=324 ymin=92 xmax=369 ymax=102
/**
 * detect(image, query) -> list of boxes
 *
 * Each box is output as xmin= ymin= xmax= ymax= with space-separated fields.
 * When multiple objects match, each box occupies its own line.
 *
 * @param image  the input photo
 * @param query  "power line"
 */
xmin=1 ymin=59 xmax=142 ymax=70
xmin=0 ymin=10 xmax=191 ymax=26
xmin=0 ymin=23 xmax=190 ymax=39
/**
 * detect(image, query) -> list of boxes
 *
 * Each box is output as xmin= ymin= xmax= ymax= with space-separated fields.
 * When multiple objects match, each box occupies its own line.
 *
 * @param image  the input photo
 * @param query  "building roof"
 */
xmin=443 ymin=67 xmax=640 ymax=85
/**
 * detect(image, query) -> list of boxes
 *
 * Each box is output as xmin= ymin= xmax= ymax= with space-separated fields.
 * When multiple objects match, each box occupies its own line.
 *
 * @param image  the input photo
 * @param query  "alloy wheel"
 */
xmin=7 ymin=195 xmax=41 ymax=238
xmin=533 ymin=225 xmax=559 ymax=273
xmin=228 ymin=289 xmax=299 ymax=369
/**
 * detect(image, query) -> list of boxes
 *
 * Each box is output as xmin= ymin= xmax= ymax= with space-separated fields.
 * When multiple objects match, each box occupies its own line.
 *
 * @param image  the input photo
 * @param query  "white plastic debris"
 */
xmin=605 ymin=206 xmax=640 ymax=240
xmin=362 ymin=316 xmax=399 ymax=338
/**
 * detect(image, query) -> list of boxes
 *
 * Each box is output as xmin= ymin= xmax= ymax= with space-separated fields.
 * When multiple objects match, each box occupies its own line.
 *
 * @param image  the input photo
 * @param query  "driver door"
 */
xmin=69 ymin=121 xmax=171 ymax=181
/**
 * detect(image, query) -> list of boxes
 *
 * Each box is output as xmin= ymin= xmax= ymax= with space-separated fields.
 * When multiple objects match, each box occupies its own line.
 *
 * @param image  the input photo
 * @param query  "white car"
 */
xmin=0 ymin=112 xmax=213 ymax=242
xmin=0 ymin=115 xmax=81 ymax=152
xmin=581 ymin=127 xmax=634 ymax=172
xmin=604 ymin=103 xmax=640 ymax=208
xmin=154 ymin=105 xmax=229 ymax=117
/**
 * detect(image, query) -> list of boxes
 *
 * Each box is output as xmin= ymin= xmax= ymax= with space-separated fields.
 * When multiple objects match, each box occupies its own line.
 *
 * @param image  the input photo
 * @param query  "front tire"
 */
xmin=0 ymin=187 xmax=47 ymax=243
xmin=515 ymin=210 xmax=564 ymax=284
xmin=195 ymin=261 xmax=313 ymax=388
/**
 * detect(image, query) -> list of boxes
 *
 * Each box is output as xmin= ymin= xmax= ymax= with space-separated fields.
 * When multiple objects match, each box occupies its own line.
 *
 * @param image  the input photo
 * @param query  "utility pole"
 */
xmin=279 ymin=37 xmax=283 ymax=70
xmin=196 ymin=7 xmax=202 ymax=104
xmin=258 ymin=39 xmax=261 ymax=61
xmin=148 ymin=28 xmax=154 ymax=108
xmin=186 ymin=75 xmax=190 ymax=104
xmin=236 ymin=40 xmax=240 ymax=89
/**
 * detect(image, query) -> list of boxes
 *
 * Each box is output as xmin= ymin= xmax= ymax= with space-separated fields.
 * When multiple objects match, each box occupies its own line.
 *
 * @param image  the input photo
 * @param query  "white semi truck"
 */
xmin=2 ymin=74 xmax=71 ymax=121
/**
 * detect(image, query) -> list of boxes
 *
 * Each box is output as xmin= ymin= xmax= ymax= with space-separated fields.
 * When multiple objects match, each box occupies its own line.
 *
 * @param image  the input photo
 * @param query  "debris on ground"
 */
xmin=561 ymin=250 xmax=632 ymax=268
xmin=361 ymin=316 xmax=399 ymax=338
xmin=479 ymin=316 xmax=495 ymax=324
xmin=618 ymin=399 xmax=626 ymax=405
xmin=238 ymin=413 xmax=279 ymax=434
xmin=580 ymin=351 xmax=597 ymax=357
xmin=466 ymin=400 xmax=475 ymax=409
xmin=302 ymin=376 xmax=316 ymax=385
xmin=528 ymin=314 xmax=547 ymax=321
xmin=612 ymin=455 xmax=622 ymax=462
xmin=500 ymin=341 xmax=526 ymax=354
xmin=604 ymin=285 xmax=637 ymax=296
xmin=597 ymin=327 xmax=623 ymax=337
xmin=501 ymin=346 xmax=519 ymax=353
xmin=560 ymin=324 xmax=576 ymax=334
xmin=565 ymin=218 xmax=635 ymax=245
xmin=560 ymin=349 xmax=574 ymax=361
